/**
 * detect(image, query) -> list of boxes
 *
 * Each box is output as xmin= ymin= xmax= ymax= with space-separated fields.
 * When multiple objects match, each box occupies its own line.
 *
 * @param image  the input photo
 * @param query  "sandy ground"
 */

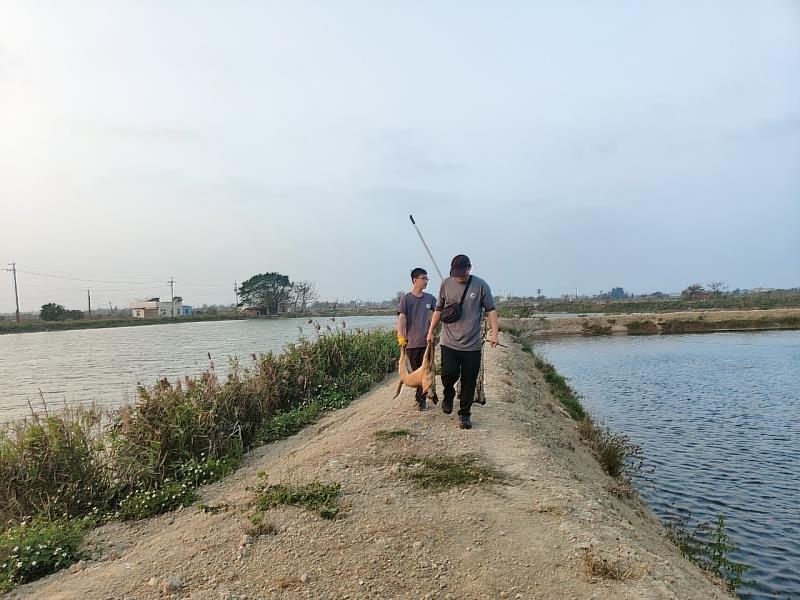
xmin=11 ymin=337 xmax=731 ymax=600
xmin=501 ymin=307 xmax=800 ymax=336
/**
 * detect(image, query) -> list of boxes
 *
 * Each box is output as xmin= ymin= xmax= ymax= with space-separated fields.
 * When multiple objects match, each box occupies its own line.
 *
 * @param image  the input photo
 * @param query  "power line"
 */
xmin=16 ymin=268 xmax=162 ymax=285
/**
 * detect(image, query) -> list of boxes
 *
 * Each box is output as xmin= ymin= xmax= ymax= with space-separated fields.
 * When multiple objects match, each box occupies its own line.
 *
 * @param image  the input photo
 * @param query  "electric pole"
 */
xmin=87 ymin=289 xmax=91 ymax=318
xmin=5 ymin=263 xmax=20 ymax=323
xmin=234 ymin=281 xmax=239 ymax=307
xmin=168 ymin=277 xmax=175 ymax=317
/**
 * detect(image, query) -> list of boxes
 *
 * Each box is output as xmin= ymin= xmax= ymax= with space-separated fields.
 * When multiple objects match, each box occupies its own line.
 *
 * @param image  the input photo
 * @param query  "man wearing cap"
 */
xmin=426 ymin=255 xmax=499 ymax=429
xmin=396 ymin=267 xmax=438 ymax=410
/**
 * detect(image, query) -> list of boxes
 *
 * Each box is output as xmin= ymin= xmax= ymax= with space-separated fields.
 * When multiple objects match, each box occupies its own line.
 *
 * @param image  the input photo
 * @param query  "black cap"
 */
xmin=450 ymin=254 xmax=471 ymax=277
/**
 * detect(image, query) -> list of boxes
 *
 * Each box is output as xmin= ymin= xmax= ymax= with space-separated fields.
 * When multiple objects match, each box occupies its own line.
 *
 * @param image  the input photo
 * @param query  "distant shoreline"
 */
xmin=500 ymin=307 xmax=800 ymax=337
xmin=0 ymin=311 xmax=395 ymax=336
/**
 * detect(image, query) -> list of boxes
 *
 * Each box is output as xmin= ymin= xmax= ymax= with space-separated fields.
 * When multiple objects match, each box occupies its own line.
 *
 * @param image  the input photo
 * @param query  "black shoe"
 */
xmin=442 ymin=396 xmax=453 ymax=415
xmin=459 ymin=415 xmax=472 ymax=429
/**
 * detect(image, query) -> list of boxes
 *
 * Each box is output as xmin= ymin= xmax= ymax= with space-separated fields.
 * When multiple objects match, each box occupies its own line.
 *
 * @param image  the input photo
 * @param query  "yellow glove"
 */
xmin=397 ymin=335 xmax=406 ymax=347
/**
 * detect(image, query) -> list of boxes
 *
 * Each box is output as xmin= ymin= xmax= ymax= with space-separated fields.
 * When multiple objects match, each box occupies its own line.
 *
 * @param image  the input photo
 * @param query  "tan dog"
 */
xmin=393 ymin=343 xmax=438 ymax=404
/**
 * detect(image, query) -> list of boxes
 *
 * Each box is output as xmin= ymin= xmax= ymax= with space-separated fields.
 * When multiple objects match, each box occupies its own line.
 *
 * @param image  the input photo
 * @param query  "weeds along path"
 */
xmin=13 ymin=337 xmax=731 ymax=600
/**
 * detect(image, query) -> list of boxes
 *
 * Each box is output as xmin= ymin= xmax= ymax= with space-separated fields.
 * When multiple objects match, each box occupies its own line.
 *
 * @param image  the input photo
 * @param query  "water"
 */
xmin=0 ymin=316 xmax=395 ymax=421
xmin=536 ymin=331 xmax=800 ymax=600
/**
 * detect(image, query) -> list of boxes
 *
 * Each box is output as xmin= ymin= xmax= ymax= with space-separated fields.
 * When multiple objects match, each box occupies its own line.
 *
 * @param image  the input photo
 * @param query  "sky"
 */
xmin=1 ymin=1 xmax=798 ymax=313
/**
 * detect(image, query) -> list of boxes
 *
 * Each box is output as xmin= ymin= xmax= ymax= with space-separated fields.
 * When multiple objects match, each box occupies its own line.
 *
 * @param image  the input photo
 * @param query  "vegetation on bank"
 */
xmin=497 ymin=288 xmax=800 ymax=317
xmin=0 ymin=314 xmax=245 ymax=335
xmin=0 ymin=325 xmax=397 ymax=591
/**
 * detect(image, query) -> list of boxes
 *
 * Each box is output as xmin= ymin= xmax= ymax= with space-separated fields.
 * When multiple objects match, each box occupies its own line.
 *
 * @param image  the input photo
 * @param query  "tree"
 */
xmin=40 ymin=303 xmax=84 ymax=321
xmin=292 ymin=281 xmax=318 ymax=314
xmin=682 ymin=283 xmax=707 ymax=299
xmin=707 ymin=281 xmax=725 ymax=295
xmin=238 ymin=272 xmax=293 ymax=315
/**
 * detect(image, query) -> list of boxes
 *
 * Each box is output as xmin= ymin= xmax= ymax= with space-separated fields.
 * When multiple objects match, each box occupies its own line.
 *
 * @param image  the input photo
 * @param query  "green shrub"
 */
xmin=578 ymin=418 xmax=643 ymax=480
xmin=115 ymin=481 xmax=197 ymax=521
xmin=0 ymin=518 xmax=86 ymax=591
xmin=0 ymin=407 xmax=110 ymax=527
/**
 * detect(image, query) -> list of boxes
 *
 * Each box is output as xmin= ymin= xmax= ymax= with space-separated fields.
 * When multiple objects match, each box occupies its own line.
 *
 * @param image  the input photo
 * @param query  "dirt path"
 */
xmin=11 ymin=338 xmax=730 ymax=600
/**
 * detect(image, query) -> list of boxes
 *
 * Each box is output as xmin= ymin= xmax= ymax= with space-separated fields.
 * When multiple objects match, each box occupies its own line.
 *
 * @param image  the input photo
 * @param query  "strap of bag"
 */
xmin=457 ymin=275 xmax=473 ymax=307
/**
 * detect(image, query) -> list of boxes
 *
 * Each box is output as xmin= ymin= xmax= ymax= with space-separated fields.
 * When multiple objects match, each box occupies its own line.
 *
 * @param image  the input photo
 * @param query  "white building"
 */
xmin=130 ymin=297 xmax=184 ymax=319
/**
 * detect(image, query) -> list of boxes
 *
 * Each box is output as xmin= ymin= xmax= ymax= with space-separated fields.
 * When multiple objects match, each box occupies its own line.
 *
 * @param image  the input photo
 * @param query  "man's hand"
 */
xmin=397 ymin=335 xmax=406 ymax=347
xmin=426 ymin=331 xmax=434 ymax=345
xmin=488 ymin=333 xmax=499 ymax=348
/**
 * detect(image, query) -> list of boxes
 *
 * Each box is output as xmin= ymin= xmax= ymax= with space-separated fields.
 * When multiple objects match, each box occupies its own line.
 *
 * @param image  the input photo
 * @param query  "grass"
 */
xmin=0 ymin=325 xmax=397 ymax=591
xmin=397 ymin=454 xmax=509 ymax=490
xmin=374 ymin=428 xmax=411 ymax=440
xmin=625 ymin=320 xmax=660 ymax=335
xmin=530 ymin=355 xmax=586 ymax=421
xmin=581 ymin=321 xmax=612 ymax=336
xmin=0 ymin=315 xmax=243 ymax=336
xmin=254 ymin=482 xmax=341 ymax=520
xmin=577 ymin=418 xmax=643 ymax=480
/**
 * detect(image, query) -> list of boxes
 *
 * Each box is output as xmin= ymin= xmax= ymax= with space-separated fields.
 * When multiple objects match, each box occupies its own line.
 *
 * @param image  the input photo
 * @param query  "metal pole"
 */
xmin=409 ymin=215 xmax=444 ymax=281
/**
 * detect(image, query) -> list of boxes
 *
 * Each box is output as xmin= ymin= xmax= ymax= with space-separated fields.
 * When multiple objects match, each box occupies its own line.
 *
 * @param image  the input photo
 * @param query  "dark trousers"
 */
xmin=441 ymin=346 xmax=481 ymax=416
xmin=405 ymin=347 xmax=426 ymax=402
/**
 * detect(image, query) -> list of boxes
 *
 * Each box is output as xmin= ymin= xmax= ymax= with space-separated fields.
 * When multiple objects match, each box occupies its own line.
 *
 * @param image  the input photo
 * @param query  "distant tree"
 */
xmin=682 ymin=283 xmax=707 ymax=300
xmin=536 ymin=288 xmax=542 ymax=299
xmin=40 ymin=303 xmax=66 ymax=321
xmin=292 ymin=281 xmax=318 ymax=314
xmin=707 ymin=281 xmax=725 ymax=295
xmin=238 ymin=272 xmax=293 ymax=315
xmin=40 ymin=303 xmax=84 ymax=321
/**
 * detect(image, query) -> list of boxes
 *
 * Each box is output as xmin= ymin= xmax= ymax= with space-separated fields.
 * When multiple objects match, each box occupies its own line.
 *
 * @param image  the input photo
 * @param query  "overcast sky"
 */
xmin=1 ymin=1 xmax=798 ymax=313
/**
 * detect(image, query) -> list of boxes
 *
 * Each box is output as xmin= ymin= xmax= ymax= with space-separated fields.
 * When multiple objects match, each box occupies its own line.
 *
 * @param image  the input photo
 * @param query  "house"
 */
xmin=130 ymin=297 xmax=184 ymax=319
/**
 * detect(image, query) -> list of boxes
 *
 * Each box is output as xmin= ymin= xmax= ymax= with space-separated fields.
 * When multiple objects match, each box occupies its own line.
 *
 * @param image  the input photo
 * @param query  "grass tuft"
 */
xmin=398 ymin=454 xmax=509 ymax=490
xmin=531 ymin=355 xmax=586 ymax=421
xmin=255 ymin=482 xmax=341 ymax=520
xmin=374 ymin=429 xmax=411 ymax=440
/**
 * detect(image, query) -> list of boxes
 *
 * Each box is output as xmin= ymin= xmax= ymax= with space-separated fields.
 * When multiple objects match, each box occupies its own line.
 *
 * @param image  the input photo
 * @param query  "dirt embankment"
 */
xmin=501 ymin=307 xmax=800 ymax=337
xmin=11 ymin=339 xmax=731 ymax=600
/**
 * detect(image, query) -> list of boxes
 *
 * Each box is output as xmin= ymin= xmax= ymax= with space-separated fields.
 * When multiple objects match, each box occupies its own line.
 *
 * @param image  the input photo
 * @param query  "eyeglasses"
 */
xmin=415 ymin=276 xmax=429 ymax=281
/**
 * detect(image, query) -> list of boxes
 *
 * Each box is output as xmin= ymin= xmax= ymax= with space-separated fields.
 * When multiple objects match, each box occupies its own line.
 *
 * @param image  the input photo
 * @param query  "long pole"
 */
xmin=87 ymin=289 xmax=91 ymax=318
xmin=9 ymin=263 xmax=20 ymax=323
xmin=409 ymin=215 xmax=444 ymax=281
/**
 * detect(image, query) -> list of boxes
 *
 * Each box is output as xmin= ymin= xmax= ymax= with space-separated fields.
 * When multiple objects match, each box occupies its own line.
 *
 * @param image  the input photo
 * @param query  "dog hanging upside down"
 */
xmin=393 ymin=342 xmax=439 ymax=405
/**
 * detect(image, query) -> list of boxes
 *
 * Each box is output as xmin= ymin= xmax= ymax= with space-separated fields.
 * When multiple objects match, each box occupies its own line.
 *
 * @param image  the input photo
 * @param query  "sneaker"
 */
xmin=442 ymin=396 xmax=453 ymax=415
xmin=459 ymin=415 xmax=472 ymax=429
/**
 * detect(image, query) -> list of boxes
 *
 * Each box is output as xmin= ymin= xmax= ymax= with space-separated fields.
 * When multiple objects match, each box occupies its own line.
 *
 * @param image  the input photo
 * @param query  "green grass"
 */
xmin=531 ymin=355 xmax=587 ymax=421
xmin=625 ymin=320 xmax=660 ymax=335
xmin=577 ymin=418 xmax=643 ymax=480
xmin=255 ymin=482 xmax=341 ymax=519
xmin=0 ymin=518 xmax=87 ymax=592
xmin=398 ymin=454 xmax=509 ymax=490
xmin=374 ymin=428 xmax=411 ymax=440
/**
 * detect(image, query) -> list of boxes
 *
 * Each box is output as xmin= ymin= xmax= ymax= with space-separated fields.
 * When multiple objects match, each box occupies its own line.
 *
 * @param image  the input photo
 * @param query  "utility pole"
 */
xmin=87 ymin=289 xmax=91 ymax=318
xmin=168 ymin=277 xmax=175 ymax=317
xmin=234 ymin=281 xmax=239 ymax=307
xmin=5 ymin=263 xmax=20 ymax=323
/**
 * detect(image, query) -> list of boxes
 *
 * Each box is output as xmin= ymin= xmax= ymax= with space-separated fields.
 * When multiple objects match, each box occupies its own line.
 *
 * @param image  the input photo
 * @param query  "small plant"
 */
xmin=398 ymin=454 xmax=509 ymax=490
xmin=245 ymin=511 xmax=278 ymax=536
xmin=581 ymin=322 xmax=612 ymax=336
xmin=178 ymin=452 xmax=241 ymax=487
xmin=255 ymin=482 xmax=341 ymax=519
xmin=0 ymin=518 xmax=86 ymax=591
xmin=665 ymin=510 xmax=751 ymax=593
xmin=115 ymin=481 xmax=197 ymax=521
xmin=579 ymin=547 xmax=640 ymax=581
xmin=374 ymin=429 xmax=411 ymax=440
xmin=578 ymin=418 xmax=643 ymax=480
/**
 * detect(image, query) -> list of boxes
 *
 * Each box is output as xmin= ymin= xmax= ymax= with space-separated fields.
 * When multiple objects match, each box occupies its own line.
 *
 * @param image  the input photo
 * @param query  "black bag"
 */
xmin=439 ymin=276 xmax=472 ymax=324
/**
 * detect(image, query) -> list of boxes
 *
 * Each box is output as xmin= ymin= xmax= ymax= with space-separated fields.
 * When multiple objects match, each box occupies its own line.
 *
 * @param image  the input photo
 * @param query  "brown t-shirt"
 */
xmin=398 ymin=291 xmax=437 ymax=349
